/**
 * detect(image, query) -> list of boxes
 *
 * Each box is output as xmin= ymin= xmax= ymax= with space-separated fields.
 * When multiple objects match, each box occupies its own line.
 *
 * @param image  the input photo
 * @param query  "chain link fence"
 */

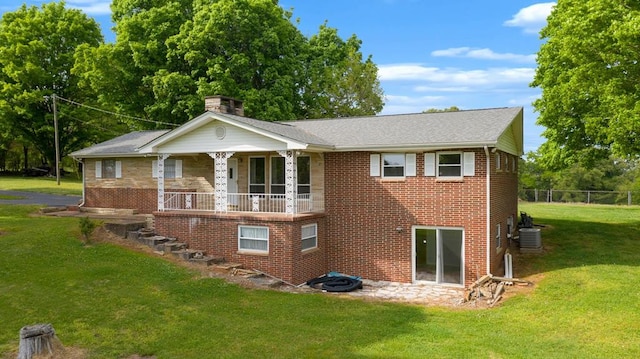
xmin=520 ymin=189 xmax=640 ymax=205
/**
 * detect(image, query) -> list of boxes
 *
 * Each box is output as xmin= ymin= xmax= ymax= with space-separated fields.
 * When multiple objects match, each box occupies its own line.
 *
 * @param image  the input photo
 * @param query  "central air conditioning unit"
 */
xmin=519 ymin=228 xmax=542 ymax=253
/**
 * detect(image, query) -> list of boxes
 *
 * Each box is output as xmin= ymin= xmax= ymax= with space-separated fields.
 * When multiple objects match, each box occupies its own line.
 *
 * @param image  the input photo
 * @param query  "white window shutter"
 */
xmin=464 ymin=152 xmax=475 ymax=176
xmin=370 ymin=154 xmax=380 ymax=176
xmin=95 ymin=160 xmax=102 ymax=178
xmin=175 ymin=160 xmax=183 ymax=178
xmin=405 ymin=153 xmax=416 ymax=176
xmin=115 ymin=161 xmax=122 ymax=178
xmin=424 ymin=153 xmax=435 ymax=176
xmin=152 ymin=160 xmax=158 ymax=178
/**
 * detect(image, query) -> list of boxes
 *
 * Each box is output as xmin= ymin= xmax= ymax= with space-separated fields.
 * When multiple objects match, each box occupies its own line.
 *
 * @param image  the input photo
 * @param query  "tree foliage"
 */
xmin=0 ymin=2 xmax=106 ymax=170
xmin=531 ymin=0 xmax=640 ymax=170
xmin=423 ymin=106 xmax=460 ymax=113
xmin=303 ymin=24 xmax=384 ymax=118
xmin=75 ymin=0 xmax=384 ymax=127
xmin=519 ymin=151 xmax=640 ymax=194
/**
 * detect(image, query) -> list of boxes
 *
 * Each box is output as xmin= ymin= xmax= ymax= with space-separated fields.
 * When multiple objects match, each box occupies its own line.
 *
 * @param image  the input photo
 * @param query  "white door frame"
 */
xmin=412 ymin=226 xmax=465 ymax=285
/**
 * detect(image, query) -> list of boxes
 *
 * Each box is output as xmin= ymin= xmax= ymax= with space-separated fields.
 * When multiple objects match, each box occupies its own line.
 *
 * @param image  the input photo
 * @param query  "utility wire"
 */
xmin=57 ymin=109 xmax=124 ymax=136
xmin=56 ymin=95 xmax=179 ymax=127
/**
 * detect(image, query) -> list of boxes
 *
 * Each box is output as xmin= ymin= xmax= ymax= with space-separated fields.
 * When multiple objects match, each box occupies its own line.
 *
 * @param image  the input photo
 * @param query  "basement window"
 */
xmin=238 ymin=225 xmax=269 ymax=253
xmin=301 ymin=224 xmax=317 ymax=251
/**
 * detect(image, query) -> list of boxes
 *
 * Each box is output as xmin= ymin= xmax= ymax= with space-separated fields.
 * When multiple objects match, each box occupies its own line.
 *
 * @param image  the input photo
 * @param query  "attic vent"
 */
xmin=215 ymin=126 xmax=226 ymax=140
xmin=205 ymin=95 xmax=244 ymax=116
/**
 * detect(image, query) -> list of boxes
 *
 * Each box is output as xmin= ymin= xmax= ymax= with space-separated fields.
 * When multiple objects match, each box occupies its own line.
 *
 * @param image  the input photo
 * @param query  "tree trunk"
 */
xmin=17 ymin=323 xmax=62 ymax=359
xmin=23 ymin=145 xmax=28 ymax=171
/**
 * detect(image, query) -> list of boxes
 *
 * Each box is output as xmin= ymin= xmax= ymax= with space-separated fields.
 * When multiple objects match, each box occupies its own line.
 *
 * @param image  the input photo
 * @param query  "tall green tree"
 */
xmin=531 ymin=0 xmax=640 ymax=170
xmin=0 ymin=2 xmax=105 ymax=171
xmin=166 ymin=0 xmax=307 ymax=121
xmin=76 ymin=0 xmax=384 ymax=127
xmin=75 ymin=0 xmax=195 ymax=128
xmin=303 ymin=24 xmax=383 ymax=118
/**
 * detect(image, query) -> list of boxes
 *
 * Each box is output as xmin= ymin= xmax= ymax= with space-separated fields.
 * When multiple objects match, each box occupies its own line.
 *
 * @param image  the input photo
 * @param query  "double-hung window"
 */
xmin=382 ymin=153 xmax=405 ymax=177
xmin=297 ymin=156 xmax=311 ymax=194
xmin=370 ymin=153 xmax=416 ymax=178
xmin=152 ymin=159 xmax=182 ymax=178
xmin=438 ymin=153 xmax=462 ymax=177
xmin=96 ymin=159 xmax=121 ymax=179
xmin=270 ymin=156 xmax=311 ymax=194
xmin=249 ymin=157 xmax=266 ymax=194
xmin=301 ymin=223 xmax=317 ymax=251
xmin=238 ymin=225 xmax=268 ymax=253
xmin=424 ymin=152 xmax=474 ymax=178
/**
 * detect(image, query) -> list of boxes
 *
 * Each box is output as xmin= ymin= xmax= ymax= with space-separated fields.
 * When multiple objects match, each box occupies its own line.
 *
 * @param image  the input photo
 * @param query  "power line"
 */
xmin=57 ymin=109 xmax=124 ymax=136
xmin=56 ymin=96 xmax=180 ymax=128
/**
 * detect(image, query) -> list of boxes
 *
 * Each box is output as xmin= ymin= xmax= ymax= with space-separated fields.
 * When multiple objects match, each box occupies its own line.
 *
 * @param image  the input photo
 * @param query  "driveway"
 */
xmin=0 ymin=190 xmax=81 ymax=207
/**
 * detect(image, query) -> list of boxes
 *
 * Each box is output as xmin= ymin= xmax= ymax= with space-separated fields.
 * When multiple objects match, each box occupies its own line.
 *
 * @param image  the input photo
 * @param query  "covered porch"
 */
xmin=155 ymin=151 xmax=325 ymax=215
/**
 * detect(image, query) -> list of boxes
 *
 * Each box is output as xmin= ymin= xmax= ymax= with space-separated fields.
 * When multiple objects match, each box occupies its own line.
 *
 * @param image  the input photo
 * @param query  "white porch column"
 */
xmin=157 ymin=153 xmax=171 ymax=211
xmin=208 ymin=151 xmax=235 ymax=212
xmin=278 ymin=150 xmax=297 ymax=214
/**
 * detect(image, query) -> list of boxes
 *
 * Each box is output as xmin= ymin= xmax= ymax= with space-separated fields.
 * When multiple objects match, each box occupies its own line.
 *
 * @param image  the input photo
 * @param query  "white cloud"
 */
xmin=504 ymin=2 xmax=555 ymax=34
xmin=378 ymin=64 xmax=535 ymax=85
xmin=67 ymin=1 xmax=111 ymax=16
xmin=432 ymin=47 xmax=536 ymax=63
xmin=413 ymin=86 xmax=473 ymax=93
xmin=380 ymin=94 xmax=452 ymax=115
xmin=385 ymin=94 xmax=446 ymax=104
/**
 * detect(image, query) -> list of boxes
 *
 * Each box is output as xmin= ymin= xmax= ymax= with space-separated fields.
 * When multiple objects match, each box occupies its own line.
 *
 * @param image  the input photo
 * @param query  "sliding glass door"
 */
xmin=414 ymin=227 xmax=463 ymax=285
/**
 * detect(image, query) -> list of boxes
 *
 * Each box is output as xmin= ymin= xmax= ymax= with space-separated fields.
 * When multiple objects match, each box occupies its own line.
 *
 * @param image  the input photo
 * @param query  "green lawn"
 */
xmin=1 ymin=202 xmax=639 ymax=358
xmin=0 ymin=176 xmax=82 ymax=196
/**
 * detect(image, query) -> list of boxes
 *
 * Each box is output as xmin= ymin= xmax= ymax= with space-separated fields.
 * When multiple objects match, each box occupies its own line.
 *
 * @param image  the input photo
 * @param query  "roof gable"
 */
xmin=137 ymin=112 xmax=331 ymax=154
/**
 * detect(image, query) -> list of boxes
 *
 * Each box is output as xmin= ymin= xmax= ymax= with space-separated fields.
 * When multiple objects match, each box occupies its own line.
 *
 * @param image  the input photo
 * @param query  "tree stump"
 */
xmin=17 ymin=323 xmax=62 ymax=359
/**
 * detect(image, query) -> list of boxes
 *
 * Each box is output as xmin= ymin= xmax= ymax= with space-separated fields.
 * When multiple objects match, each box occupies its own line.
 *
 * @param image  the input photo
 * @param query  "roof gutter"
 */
xmin=332 ymin=142 xmax=499 ymax=152
xmin=484 ymin=145 xmax=492 ymax=278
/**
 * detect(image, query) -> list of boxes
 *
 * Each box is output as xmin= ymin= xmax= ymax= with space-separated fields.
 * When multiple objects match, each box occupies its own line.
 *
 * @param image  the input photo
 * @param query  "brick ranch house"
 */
xmin=71 ymin=96 xmax=523 ymax=288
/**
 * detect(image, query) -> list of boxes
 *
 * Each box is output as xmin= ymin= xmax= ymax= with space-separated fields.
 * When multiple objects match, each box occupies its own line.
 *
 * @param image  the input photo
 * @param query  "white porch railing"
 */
xmin=163 ymin=192 xmax=323 ymax=213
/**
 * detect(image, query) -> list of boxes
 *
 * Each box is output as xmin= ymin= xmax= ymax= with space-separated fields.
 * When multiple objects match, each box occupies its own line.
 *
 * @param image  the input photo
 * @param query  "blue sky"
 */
xmin=1 ymin=0 xmax=555 ymax=153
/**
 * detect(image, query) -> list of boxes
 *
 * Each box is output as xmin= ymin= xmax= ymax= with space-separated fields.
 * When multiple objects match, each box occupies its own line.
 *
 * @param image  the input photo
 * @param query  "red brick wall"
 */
xmin=85 ymin=187 xmax=158 ymax=213
xmin=86 ymin=148 xmax=519 ymax=287
xmin=489 ymin=151 xmax=519 ymax=275
xmin=323 ymin=150 xmax=501 ymax=286
xmin=154 ymin=212 xmax=327 ymax=284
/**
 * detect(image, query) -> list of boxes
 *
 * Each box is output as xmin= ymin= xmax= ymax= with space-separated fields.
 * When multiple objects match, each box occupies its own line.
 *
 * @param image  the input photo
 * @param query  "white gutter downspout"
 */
xmin=484 ymin=146 xmax=492 ymax=277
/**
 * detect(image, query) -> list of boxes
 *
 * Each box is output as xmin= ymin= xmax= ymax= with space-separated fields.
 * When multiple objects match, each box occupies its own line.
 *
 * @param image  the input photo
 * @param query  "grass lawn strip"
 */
xmin=0 ymin=203 xmax=639 ymax=358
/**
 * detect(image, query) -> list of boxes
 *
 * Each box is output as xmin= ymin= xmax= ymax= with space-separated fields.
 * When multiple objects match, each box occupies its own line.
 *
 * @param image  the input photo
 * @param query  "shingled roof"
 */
xmin=71 ymin=107 xmax=523 ymax=158
xmin=285 ymin=107 xmax=523 ymax=150
xmin=70 ymin=130 xmax=169 ymax=158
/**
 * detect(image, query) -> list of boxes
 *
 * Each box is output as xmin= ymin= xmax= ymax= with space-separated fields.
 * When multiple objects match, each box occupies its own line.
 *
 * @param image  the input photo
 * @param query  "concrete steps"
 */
xmin=105 ymin=225 xmax=279 ymax=284
xmin=123 ymin=228 xmax=231 ymax=268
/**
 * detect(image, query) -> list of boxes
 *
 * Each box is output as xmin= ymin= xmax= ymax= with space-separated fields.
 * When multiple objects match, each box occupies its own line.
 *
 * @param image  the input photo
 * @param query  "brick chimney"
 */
xmin=204 ymin=95 xmax=244 ymax=116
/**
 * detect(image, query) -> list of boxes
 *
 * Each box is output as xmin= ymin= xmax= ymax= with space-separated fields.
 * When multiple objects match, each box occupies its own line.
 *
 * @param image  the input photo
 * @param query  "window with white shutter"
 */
xmin=96 ymin=159 xmax=121 ymax=179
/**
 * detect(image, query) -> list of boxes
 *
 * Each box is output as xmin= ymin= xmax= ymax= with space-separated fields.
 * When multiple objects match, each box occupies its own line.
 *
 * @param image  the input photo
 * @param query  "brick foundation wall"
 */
xmin=85 ymin=187 xmax=158 ymax=214
xmin=154 ymin=212 xmax=327 ymax=284
xmin=323 ymin=150 xmax=497 ymax=286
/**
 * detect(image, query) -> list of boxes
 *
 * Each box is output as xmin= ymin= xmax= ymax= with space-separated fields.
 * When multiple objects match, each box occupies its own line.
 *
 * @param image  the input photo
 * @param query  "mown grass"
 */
xmin=0 ymin=176 xmax=82 ymax=196
xmin=1 ymin=202 xmax=639 ymax=358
